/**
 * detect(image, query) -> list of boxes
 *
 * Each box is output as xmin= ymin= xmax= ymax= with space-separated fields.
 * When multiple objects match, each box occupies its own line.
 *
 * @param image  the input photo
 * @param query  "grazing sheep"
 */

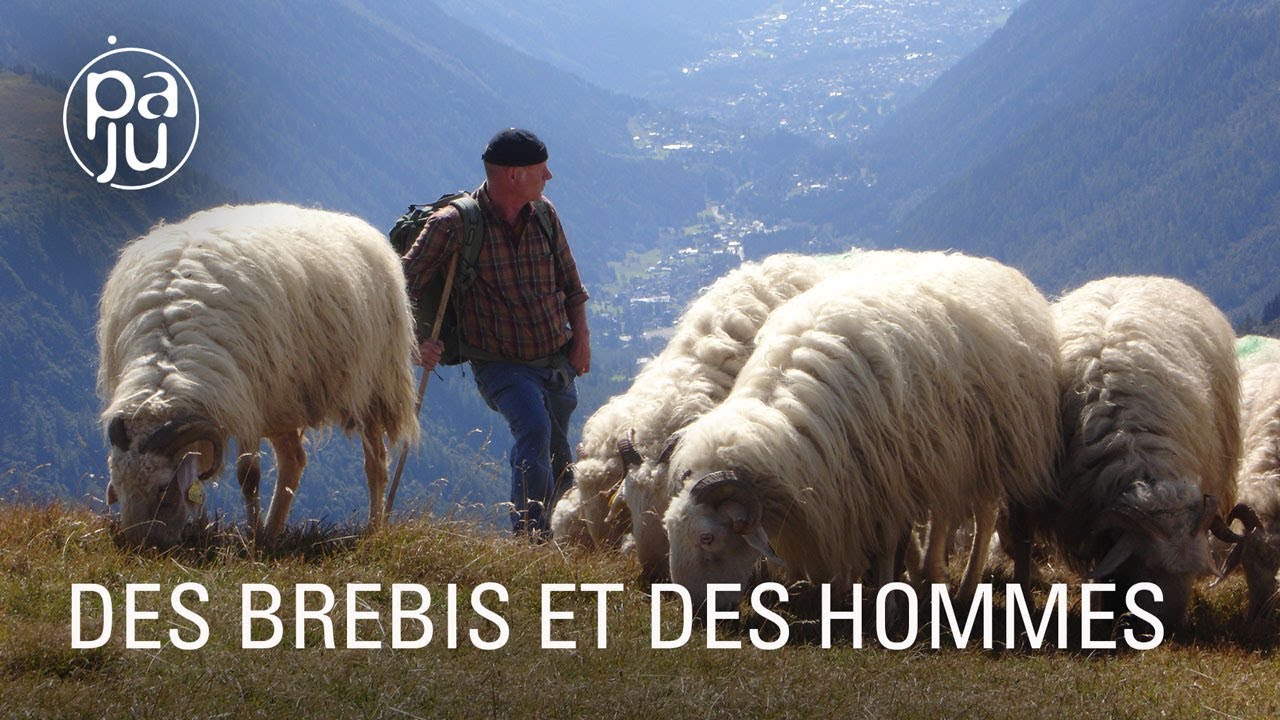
xmin=1217 ymin=335 xmax=1280 ymax=619
xmin=663 ymin=251 xmax=1061 ymax=613
xmin=97 ymin=203 xmax=419 ymax=547
xmin=1037 ymin=276 xmax=1240 ymax=624
xmin=556 ymin=252 xmax=855 ymax=563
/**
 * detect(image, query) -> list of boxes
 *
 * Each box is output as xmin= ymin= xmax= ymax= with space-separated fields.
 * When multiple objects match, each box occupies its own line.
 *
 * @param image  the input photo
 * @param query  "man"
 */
xmin=402 ymin=128 xmax=590 ymax=536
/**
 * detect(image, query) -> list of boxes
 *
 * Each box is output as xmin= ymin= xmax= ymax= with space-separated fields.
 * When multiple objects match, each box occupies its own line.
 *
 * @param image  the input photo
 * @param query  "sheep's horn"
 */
xmin=656 ymin=432 xmax=680 ymax=465
xmin=1212 ymin=503 xmax=1266 ymax=585
xmin=108 ymin=415 xmax=130 ymax=451
xmin=690 ymin=470 xmax=762 ymax=535
xmin=139 ymin=416 xmax=225 ymax=481
xmin=1228 ymin=503 xmax=1264 ymax=533
xmin=1209 ymin=514 xmax=1246 ymax=544
xmin=617 ymin=432 xmax=643 ymax=469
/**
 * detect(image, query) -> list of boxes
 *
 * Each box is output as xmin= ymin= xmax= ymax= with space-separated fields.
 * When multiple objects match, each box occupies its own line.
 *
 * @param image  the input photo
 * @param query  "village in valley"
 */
xmin=599 ymin=0 xmax=1021 ymax=355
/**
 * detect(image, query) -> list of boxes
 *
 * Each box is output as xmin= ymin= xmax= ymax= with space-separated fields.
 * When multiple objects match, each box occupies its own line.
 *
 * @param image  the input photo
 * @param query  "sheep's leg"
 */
xmin=900 ymin=526 xmax=924 ymax=583
xmin=262 ymin=429 xmax=306 ymax=539
xmin=235 ymin=438 xmax=262 ymax=538
xmin=1004 ymin=501 xmax=1034 ymax=590
xmin=959 ymin=504 xmax=997 ymax=599
xmin=361 ymin=424 xmax=389 ymax=530
xmin=923 ymin=517 xmax=950 ymax=585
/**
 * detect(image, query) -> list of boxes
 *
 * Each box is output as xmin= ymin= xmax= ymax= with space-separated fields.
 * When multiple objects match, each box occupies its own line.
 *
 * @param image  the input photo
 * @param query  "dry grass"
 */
xmin=2 ymin=502 xmax=1279 ymax=719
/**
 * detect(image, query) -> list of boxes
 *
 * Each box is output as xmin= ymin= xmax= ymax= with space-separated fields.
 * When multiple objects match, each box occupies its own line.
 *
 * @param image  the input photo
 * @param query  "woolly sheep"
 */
xmin=1217 ymin=335 xmax=1280 ymax=619
xmin=97 ymin=203 xmax=419 ymax=547
xmin=1035 ymin=276 xmax=1240 ymax=624
xmin=556 ymin=252 xmax=855 ymax=565
xmin=662 ymin=251 xmax=1061 ymax=613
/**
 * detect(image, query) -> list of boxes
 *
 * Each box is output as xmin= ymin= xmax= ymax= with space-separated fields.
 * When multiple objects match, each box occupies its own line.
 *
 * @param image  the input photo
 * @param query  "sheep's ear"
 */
xmin=1090 ymin=534 xmax=1136 ymax=580
xmin=1211 ymin=541 xmax=1246 ymax=587
xmin=175 ymin=453 xmax=202 ymax=512
xmin=106 ymin=479 xmax=118 ymax=505
xmin=108 ymin=416 xmax=130 ymax=451
xmin=742 ymin=525 xmax=784 ymax=567
xmin=604 ymin=482 xmax=627 ymax=523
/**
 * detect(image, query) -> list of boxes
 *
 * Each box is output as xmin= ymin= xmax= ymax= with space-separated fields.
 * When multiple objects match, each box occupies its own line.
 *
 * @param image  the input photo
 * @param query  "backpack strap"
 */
xmin=447 ymin=194 xmax=483 ymax=290
xmin=531 ymin=199 xmax=557 ymax=244
xmin=530 ymin=199 xmax=566 ymax=283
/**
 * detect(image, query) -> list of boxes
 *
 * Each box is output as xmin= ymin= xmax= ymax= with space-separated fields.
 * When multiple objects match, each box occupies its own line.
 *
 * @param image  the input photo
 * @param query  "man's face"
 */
xmin=511 ymin=162 xmax=552 ymax=204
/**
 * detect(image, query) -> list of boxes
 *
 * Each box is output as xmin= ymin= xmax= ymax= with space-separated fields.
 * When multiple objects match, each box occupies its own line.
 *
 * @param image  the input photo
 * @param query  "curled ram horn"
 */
xmin=656 ymin=432 xmax=681 ymax=466
xmin=1197 ymin=494 xmax=1239 ymax=540
xmin=616 ymin=429 xmax=644 ymax=469
xmin=1228 ymin=502 xmax=1264 ymax=533
xmin=1212 ymin=503 xmax=1263 ymax=585
xmin=689 ymin=469 xmax=782 ymax=566
xmin=690 ymin=470 xmax=762 ymax=535
xmin=138 ymin=415 xmax=226 ymax=481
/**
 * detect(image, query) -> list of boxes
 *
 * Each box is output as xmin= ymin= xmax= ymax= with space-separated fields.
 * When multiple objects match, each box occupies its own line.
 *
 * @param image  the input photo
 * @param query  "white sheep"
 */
xmin=1217 ymin=335 xmax=1280 ymax=619
xmin=97 ymin=203 xmax=419 ymax=547
xmin=1036 ymin=275 xmax=1240 ymax=624
xmin=662 ymin=251 xmax=1061 ymax=613
xmin=554 ymin=252 xmax=856 ymax=573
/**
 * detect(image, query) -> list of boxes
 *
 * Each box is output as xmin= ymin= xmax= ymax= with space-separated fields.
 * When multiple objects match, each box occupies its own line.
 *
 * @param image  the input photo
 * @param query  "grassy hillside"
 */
xmin=1 ymin=504 xmax=1278 ymax=717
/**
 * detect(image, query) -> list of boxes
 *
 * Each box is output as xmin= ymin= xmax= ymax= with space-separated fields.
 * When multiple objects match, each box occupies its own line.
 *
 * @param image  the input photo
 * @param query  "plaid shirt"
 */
xmin=402 ymin=184 xmax=588 ymax=363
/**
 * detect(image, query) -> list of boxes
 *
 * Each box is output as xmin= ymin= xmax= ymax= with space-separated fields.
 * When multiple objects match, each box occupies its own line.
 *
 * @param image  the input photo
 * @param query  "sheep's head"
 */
xmin=1088 ymin=480 xmax=1236 ymax=625
xmin=105 ymin=414 xmax=223 ymax=548
xmin=664 ymin=469 xmax=783 ymax=616
xmin=624 ymin=432 xmax=682 ymax=584
xmin=569 ymin=433 xmax=639 ymax=545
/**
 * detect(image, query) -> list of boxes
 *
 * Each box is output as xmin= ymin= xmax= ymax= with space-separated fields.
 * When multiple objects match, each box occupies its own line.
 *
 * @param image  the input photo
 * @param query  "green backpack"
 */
xmin=390 ymin=192 xmax=481 ymax=365
xmin=389 ymin=191 xmax=558 ymax=365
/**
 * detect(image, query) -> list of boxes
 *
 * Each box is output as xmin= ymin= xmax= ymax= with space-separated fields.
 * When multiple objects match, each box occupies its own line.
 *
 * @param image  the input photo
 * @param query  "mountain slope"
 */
xmin=888 ymin=0 xmax=1280 ymax=317
xmin=433 ymin=0 xmax=775 ymax=95
xmin=0 ymin=69 xmax=234 ymax=501
xmin=0 ymin=0 xmax=748 ymax=515
xmin=0 ymin=0 xmax=721 ymax=283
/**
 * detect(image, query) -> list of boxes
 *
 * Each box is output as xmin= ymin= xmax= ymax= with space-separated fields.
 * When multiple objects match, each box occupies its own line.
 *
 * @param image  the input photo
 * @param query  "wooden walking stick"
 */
xmin=386 ymin=251 xmax=460 ymax=516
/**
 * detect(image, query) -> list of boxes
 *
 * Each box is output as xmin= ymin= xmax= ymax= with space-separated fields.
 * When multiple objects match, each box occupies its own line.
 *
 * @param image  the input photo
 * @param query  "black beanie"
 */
xmin=481 ymin=128 xmax=548 ymax=167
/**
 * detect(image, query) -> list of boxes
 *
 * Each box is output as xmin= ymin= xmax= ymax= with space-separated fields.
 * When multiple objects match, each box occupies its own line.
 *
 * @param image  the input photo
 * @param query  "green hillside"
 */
xmin=1 ymin=505 xmax=1278 ymax=717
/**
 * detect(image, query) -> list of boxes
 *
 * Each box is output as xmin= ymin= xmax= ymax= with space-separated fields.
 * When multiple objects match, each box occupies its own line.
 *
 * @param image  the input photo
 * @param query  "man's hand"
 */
xmin=569 ymin=334 xmax=591 ymax=376
xmin=417 ymin=338 xmax=444 ymax=373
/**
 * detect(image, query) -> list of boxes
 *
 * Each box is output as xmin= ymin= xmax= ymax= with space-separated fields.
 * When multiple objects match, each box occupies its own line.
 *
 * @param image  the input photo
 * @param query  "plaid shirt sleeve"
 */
xmin=401 ymin=206 xmax=461 ymax=305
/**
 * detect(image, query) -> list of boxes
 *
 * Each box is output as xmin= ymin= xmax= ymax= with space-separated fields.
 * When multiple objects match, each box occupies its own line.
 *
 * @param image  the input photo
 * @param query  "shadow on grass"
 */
xmin=108 ymin=512 xmax=365 ymax=565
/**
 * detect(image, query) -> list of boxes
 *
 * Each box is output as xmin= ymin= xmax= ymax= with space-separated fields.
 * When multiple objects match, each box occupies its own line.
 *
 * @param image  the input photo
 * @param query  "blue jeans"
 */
xmin=472 ymin=359 xmax=578 ymax=534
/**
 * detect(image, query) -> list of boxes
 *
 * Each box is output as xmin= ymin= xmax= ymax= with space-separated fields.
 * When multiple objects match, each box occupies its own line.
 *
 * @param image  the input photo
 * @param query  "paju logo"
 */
xmin=62 ymin=36 xmax=199 ymax=190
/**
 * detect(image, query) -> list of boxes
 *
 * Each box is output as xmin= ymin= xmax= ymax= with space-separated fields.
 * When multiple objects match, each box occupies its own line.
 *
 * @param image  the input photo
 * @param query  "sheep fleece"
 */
xmin=665 ymin=251 xmax=1060 ymax=590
